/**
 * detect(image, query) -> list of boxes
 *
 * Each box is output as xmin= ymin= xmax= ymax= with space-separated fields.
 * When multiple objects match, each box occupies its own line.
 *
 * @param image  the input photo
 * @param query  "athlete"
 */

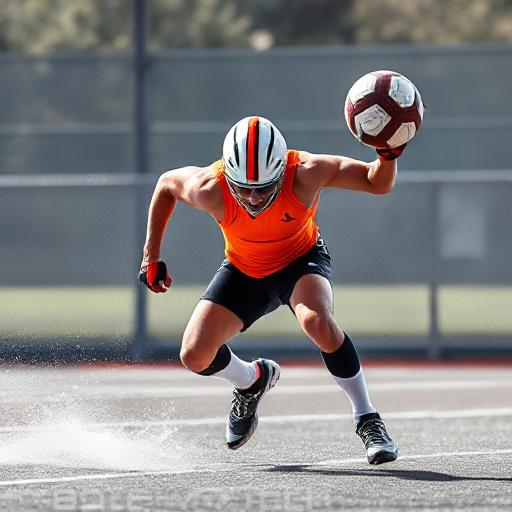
xmin=139 ymin=116 xmax=405 ymax=464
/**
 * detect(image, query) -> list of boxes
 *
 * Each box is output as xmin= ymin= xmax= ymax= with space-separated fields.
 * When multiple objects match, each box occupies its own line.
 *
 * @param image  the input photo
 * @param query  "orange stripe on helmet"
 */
xmin=246 ymin=117 xmax=259 ymax=182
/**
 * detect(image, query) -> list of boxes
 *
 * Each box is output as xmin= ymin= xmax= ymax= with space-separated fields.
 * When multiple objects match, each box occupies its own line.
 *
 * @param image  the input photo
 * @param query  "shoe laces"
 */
xmin=231 ymin=388 xmax=260 ymax=418
xmin=357 ymin=418 xmax=391 ymax=447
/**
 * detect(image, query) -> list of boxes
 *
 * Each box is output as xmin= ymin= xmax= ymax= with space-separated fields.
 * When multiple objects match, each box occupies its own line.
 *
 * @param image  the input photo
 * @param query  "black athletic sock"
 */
xmin=320 ymin=332 xmax=361 ymax=378
xmin=197 ymin=344 xmax=231 ymax=376
xmin=321 ymin=333 xmax=376 ymax=421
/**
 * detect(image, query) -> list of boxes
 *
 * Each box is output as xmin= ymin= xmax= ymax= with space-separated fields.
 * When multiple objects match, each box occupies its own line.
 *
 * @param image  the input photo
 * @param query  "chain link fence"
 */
xmin=1 ymin=172 xmax=512 ymax=360
xmin=2 ymin=44 xmax=512 ymax=176
xmin=1 ymin=43 xmax=512 ymax=360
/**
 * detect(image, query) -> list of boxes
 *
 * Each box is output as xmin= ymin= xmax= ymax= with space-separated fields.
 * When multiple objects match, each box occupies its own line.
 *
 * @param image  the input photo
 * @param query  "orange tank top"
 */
xmin=214 ymin=149 xmax=319 ymax=278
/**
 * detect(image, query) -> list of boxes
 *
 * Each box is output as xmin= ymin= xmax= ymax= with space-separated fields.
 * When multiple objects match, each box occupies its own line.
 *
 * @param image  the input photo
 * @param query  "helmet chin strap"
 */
xmin=226 ymin=177 xmax=284 ymax=217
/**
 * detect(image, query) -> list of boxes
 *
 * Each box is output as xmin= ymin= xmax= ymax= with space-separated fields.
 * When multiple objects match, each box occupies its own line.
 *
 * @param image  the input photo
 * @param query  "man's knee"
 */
xmin=296 ymin=306 xmax=342 ymax=350
xmin=180 ymin=343 xmax=210 ymax=373
xmin=297 ymin=307 xmax=327 ymax=336
xmin=179 ymin=347 xmax=200 ymax=372
xmin=180 ymin=340 xmax=231 ymax=374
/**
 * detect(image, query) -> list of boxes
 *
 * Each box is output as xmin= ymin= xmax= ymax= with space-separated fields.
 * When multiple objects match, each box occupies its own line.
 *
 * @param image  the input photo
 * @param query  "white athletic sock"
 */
xmin=332 ymin=368 xmax=377 ymax=423
xmin=210 ymin=347 xmax=259 ymax=389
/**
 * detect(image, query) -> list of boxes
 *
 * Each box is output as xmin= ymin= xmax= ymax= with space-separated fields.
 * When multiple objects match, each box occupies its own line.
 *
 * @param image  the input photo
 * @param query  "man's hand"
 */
xmin=139 ymin=260 xmax=172 ymax=293
xmin=376 ymin=143 xmax=407 ymax=161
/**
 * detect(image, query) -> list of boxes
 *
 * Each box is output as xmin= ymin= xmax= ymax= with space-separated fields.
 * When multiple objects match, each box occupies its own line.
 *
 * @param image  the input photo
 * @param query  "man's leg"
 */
xmin=289 ymin=274 xmax=376 ymax=420
xmin=289 ymin=274 xmax=397 ymax=464
xmin=180 ymin=299 xmax=280 ymax=450
xmin=180 ymin=299 xmax=259 ymax=389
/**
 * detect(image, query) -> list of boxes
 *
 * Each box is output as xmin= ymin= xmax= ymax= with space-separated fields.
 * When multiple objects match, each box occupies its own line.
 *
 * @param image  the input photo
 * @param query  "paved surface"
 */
xmin=0 ymin=362 xmax=511 ymax=511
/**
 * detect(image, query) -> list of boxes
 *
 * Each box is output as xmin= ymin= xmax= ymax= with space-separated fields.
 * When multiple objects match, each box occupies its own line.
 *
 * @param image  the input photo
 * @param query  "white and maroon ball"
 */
xmin=344 ymin=70 xmax=424 ymax=149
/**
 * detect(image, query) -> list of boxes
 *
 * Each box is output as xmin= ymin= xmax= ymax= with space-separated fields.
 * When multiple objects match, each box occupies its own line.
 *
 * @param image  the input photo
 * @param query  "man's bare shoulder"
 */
xmin=194 ymin=164 xmax=224 ymax=212
xmin=162 ymin=163 xmax=216 ymax=182
xmin=295 ymin=150 xmax=341 ymax=188
xmin=161 ymin=162 xmax=223 ymax=214
xmin=185 ymin=163 xmax=219 ymax=190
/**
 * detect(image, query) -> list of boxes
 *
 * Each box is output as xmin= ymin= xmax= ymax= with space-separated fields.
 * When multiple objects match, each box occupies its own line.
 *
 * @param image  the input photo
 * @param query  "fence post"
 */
xmin=133 ymin=0 xmax=149 ymax=361
xmin=428 ymin=182 xmax=441 ymax=359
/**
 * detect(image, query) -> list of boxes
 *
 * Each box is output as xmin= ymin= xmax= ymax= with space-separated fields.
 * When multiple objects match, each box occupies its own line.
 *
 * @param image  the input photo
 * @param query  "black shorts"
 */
xmin=202 ymin=236 xmax=332 ymax=331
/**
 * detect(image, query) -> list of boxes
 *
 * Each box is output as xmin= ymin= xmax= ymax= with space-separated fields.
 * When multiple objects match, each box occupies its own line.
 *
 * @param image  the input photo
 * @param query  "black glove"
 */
xmin=139 ymin=260 xmax=172 ymax=293
xmin=376 ymin=143 xmax=407 ymax=160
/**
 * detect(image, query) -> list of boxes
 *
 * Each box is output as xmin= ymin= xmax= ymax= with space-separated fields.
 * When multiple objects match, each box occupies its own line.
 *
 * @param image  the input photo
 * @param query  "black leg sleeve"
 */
xmin=197 ymin=344 xmax=232 ymax=376
xmin=320 ymin=333 xmax=361 ymax=379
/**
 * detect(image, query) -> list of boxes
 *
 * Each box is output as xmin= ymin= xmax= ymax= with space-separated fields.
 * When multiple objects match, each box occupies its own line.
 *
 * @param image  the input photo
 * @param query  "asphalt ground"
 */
xmin=0 ymin=361 xmax=511 ymax=511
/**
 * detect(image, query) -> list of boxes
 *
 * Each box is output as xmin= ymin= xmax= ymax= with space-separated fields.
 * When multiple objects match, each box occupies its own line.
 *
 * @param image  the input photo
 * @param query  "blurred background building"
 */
xmin=1 ymin=0 xmax=512 ymax=361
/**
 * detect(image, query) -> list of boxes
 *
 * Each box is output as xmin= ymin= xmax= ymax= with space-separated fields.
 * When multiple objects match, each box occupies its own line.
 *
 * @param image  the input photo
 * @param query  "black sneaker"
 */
xmin=356 ymin=412 xmax=398 ymax=465
xmin=226 ymin=358 xmax=280 ymax=450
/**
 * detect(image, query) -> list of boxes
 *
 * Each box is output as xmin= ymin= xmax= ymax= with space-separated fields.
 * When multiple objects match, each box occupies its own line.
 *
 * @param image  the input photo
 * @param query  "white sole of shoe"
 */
xmin=368 ymin=448 xmax=398 ymax=465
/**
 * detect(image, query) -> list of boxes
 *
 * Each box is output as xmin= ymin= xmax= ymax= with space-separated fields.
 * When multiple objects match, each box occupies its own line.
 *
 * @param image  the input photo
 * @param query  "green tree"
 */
xmin=0 ymin=0 xmax=511 ymax=53
xmin=0 ymin=0 xmax=131 ymax=52
xmin=240 ymin=0 xmax=356 ymax=46
xmin=149 ymin=0 xmax=250 ymax=48
xmin=352 ymin=0 xmax=512 ymax=44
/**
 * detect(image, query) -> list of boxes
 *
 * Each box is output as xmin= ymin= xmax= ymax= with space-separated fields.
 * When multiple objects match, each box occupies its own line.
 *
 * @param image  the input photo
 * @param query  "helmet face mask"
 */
xmin=223 ymin=116 xmax=287 ymax=216
xmin=226 ymin=174 xmax=284 ymax=216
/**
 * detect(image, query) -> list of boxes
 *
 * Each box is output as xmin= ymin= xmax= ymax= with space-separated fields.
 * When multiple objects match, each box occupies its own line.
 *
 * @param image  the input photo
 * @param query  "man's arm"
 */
xmin=143 ymin=175 xmax=176 ymax=265
xmin=141 ymin=165 xmax=219 ymax=294
xmin=299 ymin=151 xmax=397 ymax=195
xmin=143 ymin=166 xmax=202 ymax=263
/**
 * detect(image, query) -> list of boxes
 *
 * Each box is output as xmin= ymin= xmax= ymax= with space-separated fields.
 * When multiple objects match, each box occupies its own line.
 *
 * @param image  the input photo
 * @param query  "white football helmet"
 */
xmin=222 ymin=116 xmax=287 ymax=215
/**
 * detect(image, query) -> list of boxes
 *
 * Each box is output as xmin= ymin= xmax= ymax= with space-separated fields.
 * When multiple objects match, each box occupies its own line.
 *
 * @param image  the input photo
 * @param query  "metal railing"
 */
xmin=1 ymin=171 xmax=512 ymax=361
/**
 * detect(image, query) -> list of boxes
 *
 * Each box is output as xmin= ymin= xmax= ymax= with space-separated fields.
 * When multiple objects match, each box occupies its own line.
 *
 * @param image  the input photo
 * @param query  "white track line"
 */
xmin=0 ymin=448 xmax=511 ymax=488
xmin=1 ymin=407 xmax=512 ymax=433
xmin=0 ymin=468 xmax=208 ymax=487
xmin=1 ymin=379 xmax=511 ymax=403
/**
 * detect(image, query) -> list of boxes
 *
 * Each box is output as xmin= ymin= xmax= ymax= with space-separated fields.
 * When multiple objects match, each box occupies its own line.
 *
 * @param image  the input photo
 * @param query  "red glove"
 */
xmin=376 ymin=143 xmax=407 ymax=160
xmin=139 ymin=260 xmax=172 ymax=293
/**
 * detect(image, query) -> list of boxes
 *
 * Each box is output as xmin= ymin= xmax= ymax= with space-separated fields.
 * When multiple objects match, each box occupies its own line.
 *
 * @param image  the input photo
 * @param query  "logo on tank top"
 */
xmin=281 ymin=212 xmax=296 ymax=222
